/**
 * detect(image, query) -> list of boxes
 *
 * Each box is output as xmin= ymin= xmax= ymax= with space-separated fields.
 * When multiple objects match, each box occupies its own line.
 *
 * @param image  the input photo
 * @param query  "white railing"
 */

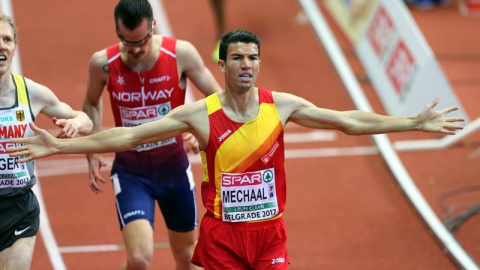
xmin=297 ymin=0 xmax=478 ymax=269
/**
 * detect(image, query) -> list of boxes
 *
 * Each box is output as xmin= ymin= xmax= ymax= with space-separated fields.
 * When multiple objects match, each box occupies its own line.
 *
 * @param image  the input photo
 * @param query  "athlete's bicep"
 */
xmin=85 ymin=51 xmax=108 ymax=105
xmin=275 ymin=92 xmax=348 ymax=130
xmin=177 ymin=41 xmax=220 ymax=96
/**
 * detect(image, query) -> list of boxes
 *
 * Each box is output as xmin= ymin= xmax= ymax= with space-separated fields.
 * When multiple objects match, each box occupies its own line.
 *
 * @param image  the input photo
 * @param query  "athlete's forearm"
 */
xmin=342 ymin=111 xmax=418 ymax=135
xmin=57 ymin=126 xmax=134 ymax=154
xmin=82 ymin=98 xmax=104 ymax=134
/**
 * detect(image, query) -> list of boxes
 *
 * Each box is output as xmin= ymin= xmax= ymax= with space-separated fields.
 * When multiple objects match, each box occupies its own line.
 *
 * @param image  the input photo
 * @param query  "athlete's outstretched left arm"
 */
xmin=274 ymin=92 xmax=464 ymax=135
xmin=9 ymin=101 xmax=206 ymax=162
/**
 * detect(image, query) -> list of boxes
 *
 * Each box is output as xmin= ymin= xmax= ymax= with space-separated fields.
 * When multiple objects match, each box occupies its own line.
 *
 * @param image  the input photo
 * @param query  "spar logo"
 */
xmin=120 ymin=107 xmax=158 ymax=120
xmin=263 ymin=169 xmax=273 ymax=183
xmin=0 ymin=141 xmax=17 ymax=153
xmin=222 ymin=169 xmax=275 ymax=187
xmin=386 ymin=40 xmax=416 ymax=96
xmin=158 ymin=103 xmax=170 ymax=115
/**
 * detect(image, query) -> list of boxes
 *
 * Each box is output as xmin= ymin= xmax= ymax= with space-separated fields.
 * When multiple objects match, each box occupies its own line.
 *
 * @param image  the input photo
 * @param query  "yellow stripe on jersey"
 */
xmin=204 ymin=93 xmax=222 ymax=115
xmin=213 ymin=102 xmax=282 ymax=217
xmin=12 ymin=73 xmax=29 ymax=106
xmin=200 ymin=151 xmax=209 ymax=183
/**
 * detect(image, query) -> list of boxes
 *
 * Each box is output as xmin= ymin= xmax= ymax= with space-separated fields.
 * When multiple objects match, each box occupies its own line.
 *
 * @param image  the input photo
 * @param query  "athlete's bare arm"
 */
xmin=82 ymin=50 xmax=109 ymax=193
xmin=26 ymin=78 xmax=93 ymax=137
xmin=273 ymin=92 xmax=464 ymax=135
xmin=9 ymin=99 xmax=210 ymax=162
xmin=176 ymin=40 xmax=222 ymax=96
xmin=83 ymin=50 xmax=109 ymax=134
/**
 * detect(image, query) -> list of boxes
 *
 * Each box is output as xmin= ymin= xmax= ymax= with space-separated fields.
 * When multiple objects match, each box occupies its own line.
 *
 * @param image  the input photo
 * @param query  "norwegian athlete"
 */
xmin=82 ymin=0 xmax=221 ymax=269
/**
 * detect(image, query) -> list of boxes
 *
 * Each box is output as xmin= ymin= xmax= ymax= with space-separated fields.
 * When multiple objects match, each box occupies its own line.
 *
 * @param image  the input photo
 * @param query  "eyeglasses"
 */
xmin=117 ymin=21 xmax=154 ymax=47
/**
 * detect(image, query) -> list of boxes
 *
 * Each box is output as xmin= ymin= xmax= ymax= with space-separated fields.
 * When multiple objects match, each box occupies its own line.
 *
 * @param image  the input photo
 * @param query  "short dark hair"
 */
xmin=114 ymin=0 xmax=153 ymax=30
xmin=219 ymin=30 xmax=260 ymax=62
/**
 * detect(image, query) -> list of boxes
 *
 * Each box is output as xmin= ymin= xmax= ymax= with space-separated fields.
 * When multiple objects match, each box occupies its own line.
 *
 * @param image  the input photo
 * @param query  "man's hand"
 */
xmin=8 ymin=123 xmax=57 ymax=162
xmin=86 ymin=153 xmax=108 ymax=194
xmin=52 ymin=117 xmax=80 ymax=138
xmin=416 ymin=97 xmax=465 ymax=135
xmin=183 ymin=133 xmax=200 ymax=154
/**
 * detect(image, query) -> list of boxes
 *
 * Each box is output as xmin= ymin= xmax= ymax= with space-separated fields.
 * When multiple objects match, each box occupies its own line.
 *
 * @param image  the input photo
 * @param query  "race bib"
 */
xmin=119 ymin=102 xmax=176 ymax=152
xmin=0 ymin=141 xmax=30 ymax=189
xmin=221 ymin=168 xmax=278 ymax=222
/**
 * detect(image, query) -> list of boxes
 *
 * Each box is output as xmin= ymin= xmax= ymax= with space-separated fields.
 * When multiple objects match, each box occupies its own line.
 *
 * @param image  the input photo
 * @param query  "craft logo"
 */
xmin=385 ymin=40 xmax=416 ymax=96
xmin=149 ymin=75 xmax=171 ymax=84
xmin=16 ymin=110 xmax=25 ymax=122
xmin=117 ymin=76 xmax=126 ymax=86
xmin=367 ymin=5 xmax=394 ymax=58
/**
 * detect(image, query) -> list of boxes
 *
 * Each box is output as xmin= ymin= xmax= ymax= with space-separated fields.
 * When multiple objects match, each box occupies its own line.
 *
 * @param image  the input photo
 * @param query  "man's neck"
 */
xmin=0 ymin=73 xmax=16 ymax=107
xmin=0 ymin=72 xmax=13 ymax=93
xmin=221 ymin=87 xmax=259 ymax=123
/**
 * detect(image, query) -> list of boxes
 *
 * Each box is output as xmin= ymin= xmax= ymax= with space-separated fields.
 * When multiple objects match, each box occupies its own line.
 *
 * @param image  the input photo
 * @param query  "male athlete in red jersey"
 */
xmin=82 ymin=1 xmax=220 ymax=269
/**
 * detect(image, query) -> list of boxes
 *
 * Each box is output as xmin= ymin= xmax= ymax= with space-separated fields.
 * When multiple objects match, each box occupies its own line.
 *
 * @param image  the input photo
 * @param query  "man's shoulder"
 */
xmin=174 ymin=39 xmax=197 ymax=56
xmin=271 ymin=91 xmax=299 ymax=106
xmin=21 ymin=76 xmax=51 ymax=101
xmin=89 ymin=49 xmax=109 ymax=69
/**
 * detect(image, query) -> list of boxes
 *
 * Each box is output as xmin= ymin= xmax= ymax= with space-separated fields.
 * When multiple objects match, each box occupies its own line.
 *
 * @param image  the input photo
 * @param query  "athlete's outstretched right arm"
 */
xmin=9 ymin=101 xmax=206 ymax=162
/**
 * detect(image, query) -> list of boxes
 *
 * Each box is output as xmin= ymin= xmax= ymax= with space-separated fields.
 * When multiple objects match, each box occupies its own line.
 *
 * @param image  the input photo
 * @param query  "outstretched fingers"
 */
xmin=441 ymin=123 xmax=464 ymax=135
xmin=441 ymin=129 xmax=456 ymax=135
xmin=8 ymin=148 xmax=34 ymax=163
xmin=428 ymin=96 xmax=440 ymax=109
xmin=15 ymin=154 xmax=34 ymax=163
xmin=8 ymin=146 xmax=28 ymax=157
xmin=441 ymin=106 xmax=459 ymax=115
xmin=445 ymin=117 xmax=465 ymax=123
xmin=444 ymin=123 xmax=464 ymax=130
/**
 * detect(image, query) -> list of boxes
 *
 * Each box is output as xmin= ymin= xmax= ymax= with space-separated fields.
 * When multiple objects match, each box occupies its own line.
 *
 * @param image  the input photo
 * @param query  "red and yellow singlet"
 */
xmin=200 ymin=88 xmax=286 ymax=222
